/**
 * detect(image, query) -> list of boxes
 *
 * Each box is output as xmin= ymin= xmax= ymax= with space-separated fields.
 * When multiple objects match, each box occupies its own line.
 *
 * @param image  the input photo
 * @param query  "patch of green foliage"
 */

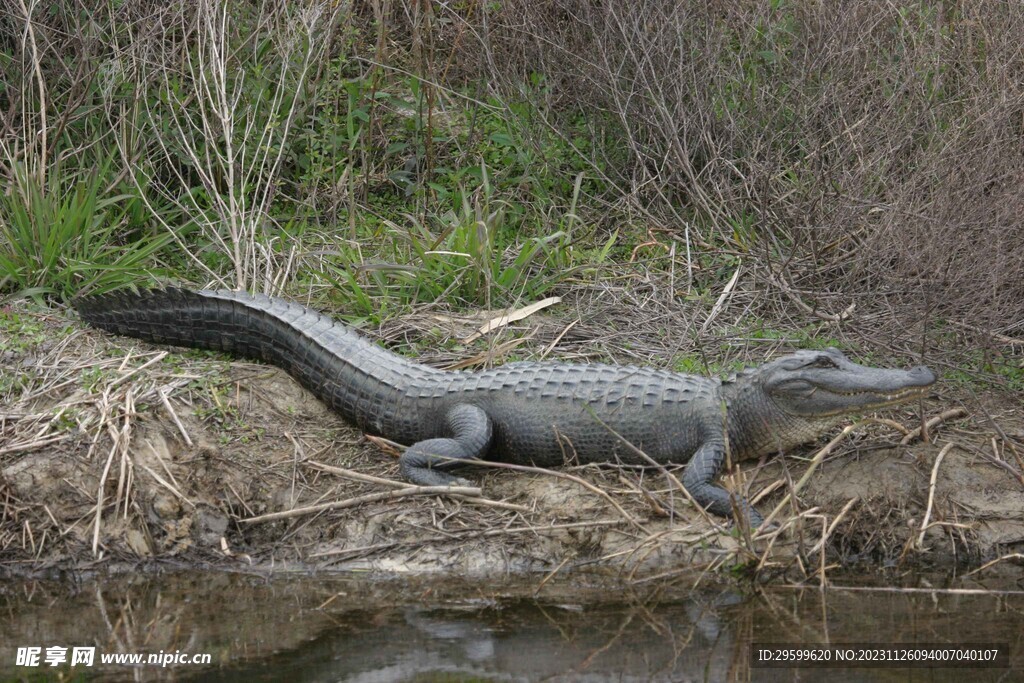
xmin=283 ymin=65 xmax=620 ymax=321
xmin=944 ymin=350 xmax=1024 ymax=392
xmin=0 ymin=368 xmax=27 ymax=398
xmin=191 ymin=381 xmax=267 ymax=446
xmin=0 ymin=158 xmax=170 ymax=302
xmin=79 ymin=366 xmax=116 ymax=393
xmin=672 ymin=355 xmax=749 ymax=379
xmin=0 ymin=311 xmax=49 ymax=353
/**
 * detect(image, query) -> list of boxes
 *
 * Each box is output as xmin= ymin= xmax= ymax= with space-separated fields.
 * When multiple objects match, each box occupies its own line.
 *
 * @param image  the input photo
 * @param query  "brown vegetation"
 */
xmin=460 ymin=1 xmax=1024 ymax=344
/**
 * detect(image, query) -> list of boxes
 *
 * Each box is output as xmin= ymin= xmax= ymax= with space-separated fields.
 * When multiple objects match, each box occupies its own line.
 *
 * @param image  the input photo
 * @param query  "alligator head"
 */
xmin=755 ymin=348 xmax=936 ymax=418
xmin=724 ymin=348 xmax=937 ymax=458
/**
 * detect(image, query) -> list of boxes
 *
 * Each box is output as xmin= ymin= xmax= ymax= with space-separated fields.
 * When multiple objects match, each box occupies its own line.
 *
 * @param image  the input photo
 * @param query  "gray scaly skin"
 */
xmin=74 ymin=288 xmax=937 ymax=526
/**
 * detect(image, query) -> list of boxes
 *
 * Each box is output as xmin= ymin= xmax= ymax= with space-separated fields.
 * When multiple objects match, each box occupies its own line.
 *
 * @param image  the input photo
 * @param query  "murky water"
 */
xmin=1 ymin=571 xmax=1021 ymax=681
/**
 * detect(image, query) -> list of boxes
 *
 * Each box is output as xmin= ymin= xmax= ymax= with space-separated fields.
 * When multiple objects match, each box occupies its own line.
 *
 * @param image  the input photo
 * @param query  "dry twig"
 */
xmin=916 ymin=442 xmax=955 ymax=548
xmin=304 ymin=460 xmax=530 ymax=513
xmin=900 ymin=408 xmax=968 ymax=445
xmin=240 ymin=485 xmax=484 ymax=524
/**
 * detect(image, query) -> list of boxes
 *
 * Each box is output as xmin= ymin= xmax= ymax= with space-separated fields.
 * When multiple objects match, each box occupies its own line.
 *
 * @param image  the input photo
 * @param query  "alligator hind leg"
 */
xmin=399 ymin=404 xmax=493 ymax=487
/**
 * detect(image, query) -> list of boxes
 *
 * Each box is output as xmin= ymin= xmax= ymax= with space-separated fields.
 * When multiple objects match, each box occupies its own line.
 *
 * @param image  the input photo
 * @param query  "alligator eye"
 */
xmin=810 ymin=357 xmax=838 ymax=369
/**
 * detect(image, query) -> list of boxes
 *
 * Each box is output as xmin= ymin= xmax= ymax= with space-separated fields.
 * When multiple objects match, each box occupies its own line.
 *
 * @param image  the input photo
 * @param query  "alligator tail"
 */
xmin=74 ymin=288 xmax=343 ymax=366
xmin=73 ymin=288 xmax=439 ymax=431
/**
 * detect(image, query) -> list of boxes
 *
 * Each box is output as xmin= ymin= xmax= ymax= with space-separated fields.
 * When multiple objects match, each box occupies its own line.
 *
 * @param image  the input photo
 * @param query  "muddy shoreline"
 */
xmin=2 ymin=306 xmax=1023 ymax=581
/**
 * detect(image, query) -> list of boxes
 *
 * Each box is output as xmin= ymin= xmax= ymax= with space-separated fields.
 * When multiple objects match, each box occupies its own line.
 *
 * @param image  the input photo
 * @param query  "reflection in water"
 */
xmin=0 ymin=572 xmax=1021 ymax=682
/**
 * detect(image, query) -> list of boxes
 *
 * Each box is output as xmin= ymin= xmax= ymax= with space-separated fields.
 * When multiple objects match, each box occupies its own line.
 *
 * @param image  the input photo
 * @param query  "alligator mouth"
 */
xmin=828 ymin=385 xmax=932 ymax=402
xmin=861 ymin=385 xmax=932 ymax=405
xmin=811 ymin=384 xmax=932 ymax=416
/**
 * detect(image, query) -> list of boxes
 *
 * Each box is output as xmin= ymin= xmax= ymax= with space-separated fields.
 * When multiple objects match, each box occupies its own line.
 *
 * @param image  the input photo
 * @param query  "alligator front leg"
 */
xmin=682 ymin=441 xmax=764 ymax=527
xmin=399 ymin=404 xmax=493 ymax=487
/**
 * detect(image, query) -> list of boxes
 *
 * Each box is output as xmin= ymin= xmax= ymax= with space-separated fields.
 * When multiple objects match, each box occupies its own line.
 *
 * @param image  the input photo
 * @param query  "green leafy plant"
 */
xmin=398 ymin=167 xmax=568 ymax=308
xmin=0 ymin=159 xmax=170 ymax=301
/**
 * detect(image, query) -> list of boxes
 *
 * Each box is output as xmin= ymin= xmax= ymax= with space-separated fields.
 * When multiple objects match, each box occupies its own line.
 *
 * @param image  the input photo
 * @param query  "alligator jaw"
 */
xmin=808 ymin=383 xmax=932 ymax=417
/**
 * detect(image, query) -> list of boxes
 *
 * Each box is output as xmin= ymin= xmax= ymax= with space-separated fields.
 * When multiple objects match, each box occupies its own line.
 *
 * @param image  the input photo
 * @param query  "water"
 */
xmin=1 ymin=572 xmax=1021 ymax=681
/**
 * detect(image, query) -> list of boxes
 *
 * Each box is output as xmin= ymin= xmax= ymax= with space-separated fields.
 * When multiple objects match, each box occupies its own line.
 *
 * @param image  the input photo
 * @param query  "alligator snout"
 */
xmin=908 ymin=365 xmax=937 ymax=386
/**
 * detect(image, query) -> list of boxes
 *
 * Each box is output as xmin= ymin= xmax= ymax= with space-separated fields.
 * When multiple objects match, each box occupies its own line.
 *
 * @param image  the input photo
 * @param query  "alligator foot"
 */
xmin=682 ymin=441 xmax=768 ymax=526
xmin=399 ymin=404 xmax=493 ymax=487
xmin=735 ymin=507 xmax=766 ymax=530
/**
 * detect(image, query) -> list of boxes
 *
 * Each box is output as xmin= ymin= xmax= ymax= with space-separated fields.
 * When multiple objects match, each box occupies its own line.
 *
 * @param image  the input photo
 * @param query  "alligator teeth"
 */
xmin=829 ymin=387 xmax=926 ymax=400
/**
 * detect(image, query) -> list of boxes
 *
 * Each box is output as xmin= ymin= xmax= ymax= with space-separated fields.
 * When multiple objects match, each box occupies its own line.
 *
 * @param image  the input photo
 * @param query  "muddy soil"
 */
xmin=2 ymin=306 xmax=1023 ymax=581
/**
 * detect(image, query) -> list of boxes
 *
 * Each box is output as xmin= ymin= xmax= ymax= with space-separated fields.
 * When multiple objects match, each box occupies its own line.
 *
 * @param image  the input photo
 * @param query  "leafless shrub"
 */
xmin=0 ymin=0 xmax=125 ymax=181
xmin=458 ymin=0 xmax=1024 ymax=340
xmin=119 ymin=0 xmax=344 ymax=292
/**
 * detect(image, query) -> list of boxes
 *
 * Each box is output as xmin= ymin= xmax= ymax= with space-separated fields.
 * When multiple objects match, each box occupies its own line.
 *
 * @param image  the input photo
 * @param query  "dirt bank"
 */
xmin=2 ymin=304 xmax=1022 ymax=582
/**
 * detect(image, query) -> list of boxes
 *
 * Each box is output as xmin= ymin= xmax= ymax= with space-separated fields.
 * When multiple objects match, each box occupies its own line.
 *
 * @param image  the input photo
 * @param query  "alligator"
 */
xmin=74 ymin=288 xmax=937 ymax=526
